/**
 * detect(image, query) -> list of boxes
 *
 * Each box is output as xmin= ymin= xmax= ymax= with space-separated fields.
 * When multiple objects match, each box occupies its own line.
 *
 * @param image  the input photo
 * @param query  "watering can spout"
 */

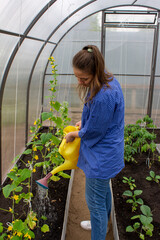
xmin=36 ymin=126 xmax=80 ymax=189
xmin=36 ymin=172 xmax=52 ymax=189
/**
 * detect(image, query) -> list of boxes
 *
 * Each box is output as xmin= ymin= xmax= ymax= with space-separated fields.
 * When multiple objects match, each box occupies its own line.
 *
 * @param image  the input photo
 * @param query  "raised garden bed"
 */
xmin=111 ymin=128 xmax=160 ymax=240
xmin=0 ymin=127 xmax=73 ymax=240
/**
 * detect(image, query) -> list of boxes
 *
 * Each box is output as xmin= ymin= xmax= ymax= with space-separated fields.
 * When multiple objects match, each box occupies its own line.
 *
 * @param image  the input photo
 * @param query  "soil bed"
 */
xmin=112 ymin=129 xmax=160 ymax=240
xmin=0 ymin=127 xmax=71 ymax=240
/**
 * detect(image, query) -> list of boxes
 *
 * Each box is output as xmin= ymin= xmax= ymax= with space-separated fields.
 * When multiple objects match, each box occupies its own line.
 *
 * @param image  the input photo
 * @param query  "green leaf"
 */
xmin=123 ymin=176 xmax=128 ymax=180
xmin=0 ymin=233 xmax=7 ymax=240
xmin=150 ymin=171 xmax=155 ymax=178
xmin=36 ymin=146 xmax=43 ymax=151
xmin=13 ymin=220 xmax=25 ymax=231
xmin=11 ymin=236 xmax=20 ymax=240
xmin=53 ymin=101 xmax=61 ymax=111
xmin=19 ymin=168 xmax=31 ymax=182
xmin=26 ymin=212 xmax=37 ymax=230
xmin=12 ymin=154 xmax=20 ymax=163
xmin=150 ymin=142 xmax=156 ymax=152
xmin=24 ymin=230 xmax=35 ymax=239
xmin=23 ymin=149 xmax=32 ymax=155
xmin=41 ymin=216 xmax=47 ymax=220
xmin=134 ymin=190 xmax=142 ymax=196
xmin=7 ymin=172 xmax=18 ymax=181
xmin=50 ymin=175 xmax=60 ymax=182
xmin=133 ymin=222 xmax=140 ymax=230
xmin=141 ymin=144 xmax=149 ymax=152
xmin=41 ymin=112 xmax=53 ymax=121
xmin=126 ymin=226 xmax=134 ymax=232
xmin=146 ymin=176 xmax=152 ymax=181
xmin=139 ymin=233 xmax=145 ymax=240
xmin=122 ymin=180 xmax=127 ymax=183
xmin=40 ymin=133 xmax=53 ymax=145
xmin=29 ymin=140 xmax=41 ymax=145
xmin=41 ymin=224 xmax=50 ymax=233
xmin=131 ymin=215 xmax=140 ymax=220
xmin=136 ymin=198 xmax=144 ymax=205
xmin=3 ymin=184 xmax=15 ymax=198
xmin=58 ymin=171 xmax=71 ymax=179
xmin=126 ymin=199 xmax=134 ymax=203
xmin=140 ymin=215 xmax=152 ymax=226
xmin=34 ymin=162 xmax=44 ymax=167
xmin=54 ymin=117 xmax=63 ymax=128
xmin=25 ymin=192 xmax=33 ymax=199
xmin=123 ymin=190 xmax=133 ymax=197
xmin=0 ymin=223 xmax=3 ymax=233
xmin=146 ymin=224 xmax=154 ymax=235
xmin=51 ymin=135 xmax=61 ymax=145
xmin=140 ymin=205 xmax=152 ymax=217
xmin=146 ymin=229 xmax=153 ymax=237
xmin=15 ymin=186 xmax=23 ymax=192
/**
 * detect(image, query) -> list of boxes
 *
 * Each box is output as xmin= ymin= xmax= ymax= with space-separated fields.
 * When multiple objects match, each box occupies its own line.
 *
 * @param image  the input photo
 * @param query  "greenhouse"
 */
xmin=0 ymin=0 xmax=160 ymax=239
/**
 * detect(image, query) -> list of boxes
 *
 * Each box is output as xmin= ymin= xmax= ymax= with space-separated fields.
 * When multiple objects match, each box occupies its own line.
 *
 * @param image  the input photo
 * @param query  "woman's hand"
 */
xmin=75 ymin=121 xmax=81 ymax=130
xmin=65 ymin=131 xmax=79 ymax=143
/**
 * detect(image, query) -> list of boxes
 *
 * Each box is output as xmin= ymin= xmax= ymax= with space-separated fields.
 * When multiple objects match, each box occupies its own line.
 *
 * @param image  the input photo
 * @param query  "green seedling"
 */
xmin=124 ymin=116 xmax=157 ymax=163
xmin=123 ymin=189 xmax=143 ymax=212
xmin=146 ymin=170 xmax=160 ymax=184
xmin=126 ymin=204 xmax=154 ymax=239
xmin=122 ymin=176 xmax=136 ymax=190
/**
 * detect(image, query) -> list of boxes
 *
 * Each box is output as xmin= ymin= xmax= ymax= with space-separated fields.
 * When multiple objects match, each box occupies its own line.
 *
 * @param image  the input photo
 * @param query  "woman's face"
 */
xmin=73 ymin=67 xmax=94 ymax=87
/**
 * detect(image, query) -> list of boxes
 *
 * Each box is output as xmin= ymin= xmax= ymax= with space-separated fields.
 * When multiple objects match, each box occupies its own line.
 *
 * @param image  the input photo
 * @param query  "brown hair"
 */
xmin=72 ymin=45 xmax=113 ymax=103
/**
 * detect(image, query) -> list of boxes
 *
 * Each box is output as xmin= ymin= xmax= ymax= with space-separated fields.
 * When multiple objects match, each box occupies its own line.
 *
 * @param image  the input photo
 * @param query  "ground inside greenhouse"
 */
xmin=65 ymin=168 xmax=114 ymax=240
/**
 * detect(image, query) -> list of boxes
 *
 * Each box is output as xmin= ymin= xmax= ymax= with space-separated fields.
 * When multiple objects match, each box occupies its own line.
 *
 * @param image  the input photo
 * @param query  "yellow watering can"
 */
xmin=36 ymin=126 xmax=80 ymax=189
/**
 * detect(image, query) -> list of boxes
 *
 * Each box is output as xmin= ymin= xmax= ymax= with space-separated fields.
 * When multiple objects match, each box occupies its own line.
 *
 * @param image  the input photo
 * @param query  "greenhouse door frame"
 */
xmin=101 ymin=9 xmax=160 ymax=117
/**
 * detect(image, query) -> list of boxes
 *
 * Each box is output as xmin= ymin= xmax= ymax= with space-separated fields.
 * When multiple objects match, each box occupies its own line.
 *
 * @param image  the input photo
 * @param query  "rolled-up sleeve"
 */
xmin=78 ymin=93 xmax=116 ymax=148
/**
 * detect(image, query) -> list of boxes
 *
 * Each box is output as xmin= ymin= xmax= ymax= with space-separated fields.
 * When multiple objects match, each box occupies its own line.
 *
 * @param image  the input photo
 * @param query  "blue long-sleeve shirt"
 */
xmin=78 ymin=77 xmax=125 ymax=179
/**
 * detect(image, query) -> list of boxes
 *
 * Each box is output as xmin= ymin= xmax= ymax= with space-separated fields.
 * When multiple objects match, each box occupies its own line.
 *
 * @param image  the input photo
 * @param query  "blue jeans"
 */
xmin=85 ymin=178 xmax=111 ymax=240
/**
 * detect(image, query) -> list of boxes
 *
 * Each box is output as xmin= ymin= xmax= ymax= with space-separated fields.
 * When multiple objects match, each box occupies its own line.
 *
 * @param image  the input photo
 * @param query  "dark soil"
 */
xmin=0 ymin=127 xmax=71 ymax=240
xmin=112 ymin=128 xmax=160 ymax=240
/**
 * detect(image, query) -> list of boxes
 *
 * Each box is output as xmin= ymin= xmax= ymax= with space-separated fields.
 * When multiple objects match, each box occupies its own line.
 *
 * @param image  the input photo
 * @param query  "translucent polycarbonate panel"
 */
xmin=0 ymin=34 xmax=19 ymax=84
xmin=152 ymin=77 xmax=160 ymax=127
xmin=43 ymin=75 xmax=80 ymax=110
xmin=47 ymin=40 xmax=101 ymax=74
xmin=29 ymin=0 xmax=92 ymax=39
xmin=28 ymin=43 xmax=56 ymax=141
xmin=115 ymin=75 xmax=150 ymax=124
xmin=105 ymin=27 xmax=153 ymax=124
xmin=105 ymin=28 xmax=154 ymax=75
xmin=0 ymin=0 xmax=50 ymax=34
xmin=136 ymin=0 xmax=160 ymax=10
xmin=44 ymin=74 xmax=151 ymax=126
xmin=43 ymin=74 xmax=83 ymax=126
xmin=105 ymin=13 xmax=156 ymax=24
xmin=155 ymin=28 xmax=160 ymax=75
xmin=1 ymin=39 xmax=43 ymax=181
xmin=49 ymin=0 xmax=135 ymax=43
xmin=47 ymin=12 xmax=102 ymax=74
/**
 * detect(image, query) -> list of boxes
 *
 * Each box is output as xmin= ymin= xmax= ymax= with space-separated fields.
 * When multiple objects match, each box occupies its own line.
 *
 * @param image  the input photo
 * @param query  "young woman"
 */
xmin=65 ymin=45 xmax=125 ymax=240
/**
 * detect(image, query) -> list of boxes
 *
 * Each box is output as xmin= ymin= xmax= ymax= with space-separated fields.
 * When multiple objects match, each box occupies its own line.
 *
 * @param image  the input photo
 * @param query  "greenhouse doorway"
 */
xmin=102 ymin=7 xmax=159 ymax=124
